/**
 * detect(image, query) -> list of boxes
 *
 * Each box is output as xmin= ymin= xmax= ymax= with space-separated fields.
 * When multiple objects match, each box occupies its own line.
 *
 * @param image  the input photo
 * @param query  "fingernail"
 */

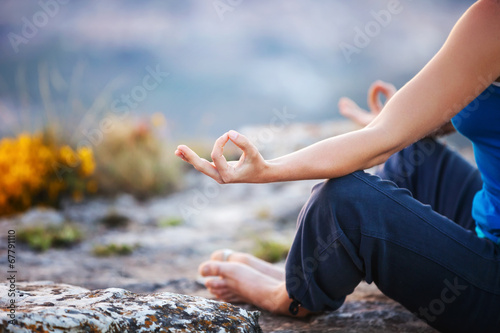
xmin=202 ymin=265 xmax=210 ymax=275
xmin=228 ymin=130 xmax=238 ymax=140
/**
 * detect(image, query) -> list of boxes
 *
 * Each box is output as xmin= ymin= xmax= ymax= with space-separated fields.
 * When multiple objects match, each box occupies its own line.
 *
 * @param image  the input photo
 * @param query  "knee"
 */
xmin=309 ymin=171 xmax=366 ymax=202
xmin=307 ymin=171 xmax=379 ymax=213
xmin=299 ymin=171 xmax=407 ymax=233
xmin=298 ymin=172 xmax=370 ymax=232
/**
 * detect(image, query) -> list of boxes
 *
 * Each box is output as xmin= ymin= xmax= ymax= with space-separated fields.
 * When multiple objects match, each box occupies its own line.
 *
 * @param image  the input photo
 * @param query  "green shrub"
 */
xmin=253 ymin=239 xmax=290 ymax=263
xmin=158 ymin=217 xmax=183 ymax=227
xmin=92 ymin=243 xmax=138 ymax=257
xmin=18 ymin=224 xmax=83 ymax=251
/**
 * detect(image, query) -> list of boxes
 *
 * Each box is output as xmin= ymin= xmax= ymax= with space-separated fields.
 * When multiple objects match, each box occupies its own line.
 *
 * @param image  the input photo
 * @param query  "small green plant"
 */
xmin=92 ymin=243 xmax=138 ymax=257
xmin=18 ymin=224 xmax=83 ymax=251
xmin=158 ymin=217 xmax=183 ymax=228
xmin=253 ymin=239 xmax=290 ymax=263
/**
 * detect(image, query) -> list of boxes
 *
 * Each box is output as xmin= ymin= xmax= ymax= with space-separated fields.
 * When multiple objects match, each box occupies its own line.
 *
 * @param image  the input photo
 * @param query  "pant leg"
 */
xmin=285 ymin=174 xmax=500 ymax=332
xmin=376 ymin=138 xmax=482 ymax=231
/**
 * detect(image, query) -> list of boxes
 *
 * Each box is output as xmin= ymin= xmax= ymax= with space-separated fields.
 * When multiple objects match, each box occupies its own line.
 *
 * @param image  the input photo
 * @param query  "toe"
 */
xmin=199 ymin=260 xmax=238 ymax=277
xmin=210 ymin=249 xmax=234 ymax=261
xmin=210 ymin=250 xmax=225 ymax=261
xmin=205 ymin=277 xmax=228 ymax=289
xmin=199 ymin=261 xmax=220 ymax=276
xmin=209 ymin=249 xmax=251 ymax=265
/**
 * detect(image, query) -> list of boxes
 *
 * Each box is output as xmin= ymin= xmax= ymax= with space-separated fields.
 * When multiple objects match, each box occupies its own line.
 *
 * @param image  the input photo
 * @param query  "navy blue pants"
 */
xmin=285 ymin=139 xmax=500 ymax=332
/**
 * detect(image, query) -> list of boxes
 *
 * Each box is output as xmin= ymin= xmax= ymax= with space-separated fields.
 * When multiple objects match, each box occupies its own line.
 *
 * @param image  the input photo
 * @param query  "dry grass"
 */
xmin=92 ymin=115 xmax=182 ymax=199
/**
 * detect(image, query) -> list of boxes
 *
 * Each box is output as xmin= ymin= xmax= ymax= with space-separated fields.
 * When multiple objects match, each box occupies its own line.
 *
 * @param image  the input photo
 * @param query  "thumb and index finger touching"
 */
xmin=176 ymin=130 xmax=254 ymax=183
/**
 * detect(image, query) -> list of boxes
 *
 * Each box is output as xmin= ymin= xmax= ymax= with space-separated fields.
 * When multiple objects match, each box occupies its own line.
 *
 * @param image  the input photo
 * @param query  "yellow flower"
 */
xmin=0 ymin=132 xmax=98 ymax=216
xmin=77 ymin=147 xmax=96 ymax=177
xmin=59 ymin=145 xmax=79 ymax=167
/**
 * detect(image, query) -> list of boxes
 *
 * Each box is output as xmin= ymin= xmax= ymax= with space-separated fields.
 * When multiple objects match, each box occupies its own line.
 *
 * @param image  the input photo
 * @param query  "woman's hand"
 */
xmin=338 ymin=80 xmax=397 ymax=127
xmin=175 ymin=130 xmax=269 ymax=184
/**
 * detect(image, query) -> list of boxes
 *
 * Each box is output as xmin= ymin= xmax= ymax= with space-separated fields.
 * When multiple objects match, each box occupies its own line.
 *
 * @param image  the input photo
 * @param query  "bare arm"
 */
xmin=339 ymin=81 xmax=456 ymax=138
xmin=176 ymin=0 xmax=500 ymax=183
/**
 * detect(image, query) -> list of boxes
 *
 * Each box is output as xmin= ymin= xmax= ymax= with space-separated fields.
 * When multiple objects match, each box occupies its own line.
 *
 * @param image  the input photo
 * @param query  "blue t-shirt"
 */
xmin=452 ymin=83 xmax=500 ymax=245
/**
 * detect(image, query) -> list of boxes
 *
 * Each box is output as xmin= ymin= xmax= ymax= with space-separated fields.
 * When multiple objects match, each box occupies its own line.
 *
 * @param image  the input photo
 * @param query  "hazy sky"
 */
xmin=0 ymin=0 xmax=472 ymax=141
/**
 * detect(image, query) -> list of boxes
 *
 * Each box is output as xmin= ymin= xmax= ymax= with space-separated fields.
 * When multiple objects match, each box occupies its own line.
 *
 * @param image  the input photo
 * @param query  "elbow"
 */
xmin=363 ymin=149 xmax=393 ymax=170
xmin=366 ymin=133 xmax=430 ymax=169
xmin=361 ymin=127 xmax=406 ymax=169
xmin=375 ymin=150 xmax=394 ymax=166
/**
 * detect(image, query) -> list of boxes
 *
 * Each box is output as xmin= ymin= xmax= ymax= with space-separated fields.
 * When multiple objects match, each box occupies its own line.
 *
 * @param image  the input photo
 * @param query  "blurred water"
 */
xmin=0 ymin=0 xmax=472 ymax=142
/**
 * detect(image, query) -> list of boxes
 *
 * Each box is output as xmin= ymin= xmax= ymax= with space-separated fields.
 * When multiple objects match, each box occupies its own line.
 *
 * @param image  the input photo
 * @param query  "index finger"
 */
xmin=176 ymin=145 xmax=224 ymax=183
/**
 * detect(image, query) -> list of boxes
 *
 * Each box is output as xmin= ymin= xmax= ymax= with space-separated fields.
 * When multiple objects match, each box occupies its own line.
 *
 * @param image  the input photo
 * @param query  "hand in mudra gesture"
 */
xmin=175 ymin=80 xmax=398 ymax=185
xmin=175 ymin=130 xmax=268 ymax=184
xmin=338 ymin=80 xmax=397 ymax=127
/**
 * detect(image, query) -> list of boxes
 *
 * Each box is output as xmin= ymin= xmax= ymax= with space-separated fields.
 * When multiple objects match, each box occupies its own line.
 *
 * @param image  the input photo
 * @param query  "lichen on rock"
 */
xmin=0 ymin=282 xmax=261 ymax=333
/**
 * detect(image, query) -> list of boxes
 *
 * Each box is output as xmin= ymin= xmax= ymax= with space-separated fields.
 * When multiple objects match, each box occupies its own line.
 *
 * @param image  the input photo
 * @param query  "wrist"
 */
xmin=260 ymin=159 xmax=286 ymax=183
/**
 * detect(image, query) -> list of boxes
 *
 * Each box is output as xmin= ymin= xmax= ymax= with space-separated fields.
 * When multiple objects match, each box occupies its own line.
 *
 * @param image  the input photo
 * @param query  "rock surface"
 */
xmin=0 ymin=282 xmax=261 ymax=333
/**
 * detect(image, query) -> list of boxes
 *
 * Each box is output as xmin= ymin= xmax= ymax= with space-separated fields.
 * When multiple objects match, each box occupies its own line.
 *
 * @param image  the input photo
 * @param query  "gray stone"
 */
xmin=17 ymin=208 xmax=65 ymax=228
xmin=0 ymin=282 xmax=261 ymax=333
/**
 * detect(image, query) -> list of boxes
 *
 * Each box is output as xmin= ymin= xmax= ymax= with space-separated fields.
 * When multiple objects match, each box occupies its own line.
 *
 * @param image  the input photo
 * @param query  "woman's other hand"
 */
xmin=338 ymin=80 xmax=397 ymax=127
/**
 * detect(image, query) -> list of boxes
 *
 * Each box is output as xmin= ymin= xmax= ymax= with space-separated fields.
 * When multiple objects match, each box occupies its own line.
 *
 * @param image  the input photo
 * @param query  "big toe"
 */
xmin=199 ymin=261 xmax=220 ymax=277
xmin=199 ymin=260 xmax=240 ymax=277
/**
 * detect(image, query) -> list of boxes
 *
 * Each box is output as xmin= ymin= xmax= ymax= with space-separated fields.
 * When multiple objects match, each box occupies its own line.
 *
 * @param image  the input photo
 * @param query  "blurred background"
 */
xmin=0 ymin=0 xmax=474 ymax=228
xmin=1 ymin=0 xmax=471 ymax=139
xmin=0 ymin=3 xmax=478 ymax=329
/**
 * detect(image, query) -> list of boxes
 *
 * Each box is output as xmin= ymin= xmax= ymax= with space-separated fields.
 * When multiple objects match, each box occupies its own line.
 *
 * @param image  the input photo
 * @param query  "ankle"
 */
xmin=266 ymin=282 xmax=291 ymax=315
xmin=270 ymin=283 xmax=311 ymax=317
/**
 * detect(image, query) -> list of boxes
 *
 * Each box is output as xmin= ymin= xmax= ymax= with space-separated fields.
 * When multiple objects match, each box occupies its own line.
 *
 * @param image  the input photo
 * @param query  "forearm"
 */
xmin=264 ymin=127 xmax=394 ymax=182
xmin=262 ymin=116 xmax=454 ymax=183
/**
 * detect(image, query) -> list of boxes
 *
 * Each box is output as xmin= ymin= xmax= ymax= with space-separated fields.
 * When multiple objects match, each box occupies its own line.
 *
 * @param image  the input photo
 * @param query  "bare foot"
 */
xmin=199 ymin=260 xmax=310 ymax=317
xmin=209 ymin=249 xmax=285 ymax=281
